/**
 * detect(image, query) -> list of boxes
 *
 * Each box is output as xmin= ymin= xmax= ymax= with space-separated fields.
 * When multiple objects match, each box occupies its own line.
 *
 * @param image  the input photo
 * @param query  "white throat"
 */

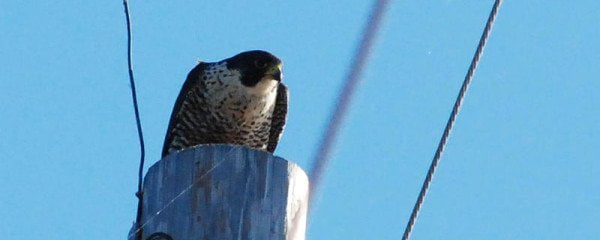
xmin=247 ymin=78 xmax=279 ymax=96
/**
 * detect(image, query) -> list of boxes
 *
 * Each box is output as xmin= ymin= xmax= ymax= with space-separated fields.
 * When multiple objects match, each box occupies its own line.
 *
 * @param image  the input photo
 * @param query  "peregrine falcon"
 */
xmin=162 ymin=50 xmax=288 ymax=158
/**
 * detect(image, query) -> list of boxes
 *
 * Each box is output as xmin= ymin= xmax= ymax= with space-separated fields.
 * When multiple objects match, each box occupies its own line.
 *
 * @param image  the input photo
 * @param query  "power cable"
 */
xmin=122 ymin=1 xmax=146 ymax=240
xmin=308 ymin=0 xmax=392 ymax=206
xmin=401 ymin=1 xmax=503 ymax=239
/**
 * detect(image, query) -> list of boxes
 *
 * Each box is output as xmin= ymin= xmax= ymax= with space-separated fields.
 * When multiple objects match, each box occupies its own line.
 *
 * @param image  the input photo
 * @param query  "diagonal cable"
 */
xmin=401 ymin=1 xmax=503 ymax=239
xmin=308 ymin=0 xmax=392 ymax=205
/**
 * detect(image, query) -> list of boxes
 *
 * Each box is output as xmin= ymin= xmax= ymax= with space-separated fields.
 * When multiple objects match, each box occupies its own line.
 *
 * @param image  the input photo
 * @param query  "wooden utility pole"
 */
xmin=128 ymin=145 xmax=309 ymax=240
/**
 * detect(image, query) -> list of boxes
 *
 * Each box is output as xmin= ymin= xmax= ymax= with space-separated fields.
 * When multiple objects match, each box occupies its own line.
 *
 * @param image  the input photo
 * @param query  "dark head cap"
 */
xmin=226 ymin=50 xmax=282 ymax=87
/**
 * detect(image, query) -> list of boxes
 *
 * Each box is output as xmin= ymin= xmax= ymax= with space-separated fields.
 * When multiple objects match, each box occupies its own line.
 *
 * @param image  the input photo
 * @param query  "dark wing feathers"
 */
xmin=267 ymin=83 xmax=288 ymax=153
xmin=161 ymin=62 xmax=207 ymax=157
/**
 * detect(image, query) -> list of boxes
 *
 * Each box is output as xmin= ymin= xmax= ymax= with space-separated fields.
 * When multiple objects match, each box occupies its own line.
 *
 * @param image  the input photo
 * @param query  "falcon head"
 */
xmin=226 ymin=50 xmax=283 ymax=88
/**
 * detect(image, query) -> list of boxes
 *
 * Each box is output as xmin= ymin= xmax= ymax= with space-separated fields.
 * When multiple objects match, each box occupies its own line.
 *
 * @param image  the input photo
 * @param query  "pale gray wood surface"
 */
xmin=129 ymin=145 xmax=309 ymax=240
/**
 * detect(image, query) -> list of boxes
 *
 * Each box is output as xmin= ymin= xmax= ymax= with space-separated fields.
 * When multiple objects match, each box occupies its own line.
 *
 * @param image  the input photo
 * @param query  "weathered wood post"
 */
xmin=128 ymin=145 xmax=309 ymax=240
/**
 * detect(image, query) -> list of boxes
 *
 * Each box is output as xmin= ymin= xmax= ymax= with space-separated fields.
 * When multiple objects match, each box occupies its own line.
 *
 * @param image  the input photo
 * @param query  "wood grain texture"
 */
xmin=129 ymin=145 xmax=309 ymax=240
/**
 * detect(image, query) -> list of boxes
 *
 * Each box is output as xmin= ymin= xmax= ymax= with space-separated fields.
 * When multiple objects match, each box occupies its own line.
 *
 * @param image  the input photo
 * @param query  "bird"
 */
xmin=162 ymin=50 xmax=288 ymax=158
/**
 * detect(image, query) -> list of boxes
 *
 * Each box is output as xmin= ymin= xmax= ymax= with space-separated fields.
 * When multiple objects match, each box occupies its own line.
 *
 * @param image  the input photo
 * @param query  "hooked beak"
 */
xmin=265 ymin=64 xmax=282 ymax=81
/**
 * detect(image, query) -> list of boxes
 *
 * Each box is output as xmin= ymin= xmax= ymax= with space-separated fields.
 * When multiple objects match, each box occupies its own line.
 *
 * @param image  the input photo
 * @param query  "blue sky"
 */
xmin=1 ymin=1 xmax=598 ymax=239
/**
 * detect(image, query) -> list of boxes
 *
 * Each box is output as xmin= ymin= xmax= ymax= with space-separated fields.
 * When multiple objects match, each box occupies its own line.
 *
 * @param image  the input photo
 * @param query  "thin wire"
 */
xmin=401 ymin=1 xmax=503 ymax=239
xmin=122 ymin=1 xmax=146 ymax=240
xmin=127 ymin=150 xmax=233 ymax=239
xmin=308 ymin=0 xmax=391 ymax=206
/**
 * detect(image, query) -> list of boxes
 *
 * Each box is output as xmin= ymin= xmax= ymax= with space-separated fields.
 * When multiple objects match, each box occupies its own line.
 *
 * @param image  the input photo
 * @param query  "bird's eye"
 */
xmin=254 ymin=60 xmax=268 ymax=68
